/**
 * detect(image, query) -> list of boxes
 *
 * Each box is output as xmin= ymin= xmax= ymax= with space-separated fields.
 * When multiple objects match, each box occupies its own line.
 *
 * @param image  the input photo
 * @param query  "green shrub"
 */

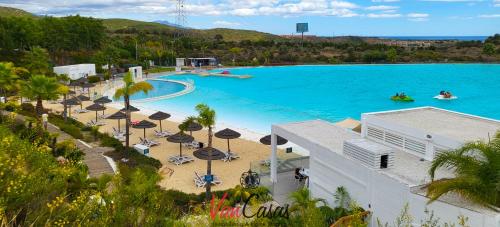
xmin=146 ymin=67 xmax=175 ymax=74
xmin=53 ymin=140 xmax=84 ymax=162
xmin=59 ymin=124 xmax=83 ymax=139
xmin=100 ymin=133 xmax=124 ymax=149
xmin=21 ymin=102 xmax=35 ymax=112
xmin=87 ymin=75 xmax=101 ymax=83
xmin=105 ymin=147 xmax=162 ymax=169
xmin=319 ymin=205 xmax=336 ymax=225
xmin=2 ymin=101 xmax=19 ymax=112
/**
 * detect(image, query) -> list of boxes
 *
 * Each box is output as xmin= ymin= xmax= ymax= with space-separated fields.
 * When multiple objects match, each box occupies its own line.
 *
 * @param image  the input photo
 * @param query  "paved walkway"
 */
xmin=6 ymin=111 xmax=115 ymax=178
xmin=46 ymin=123 xmax=115 ymax=178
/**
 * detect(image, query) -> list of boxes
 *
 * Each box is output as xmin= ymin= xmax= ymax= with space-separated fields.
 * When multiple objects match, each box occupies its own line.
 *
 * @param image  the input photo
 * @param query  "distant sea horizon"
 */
xmin=374 ymin=36 xmax=488 ymax=41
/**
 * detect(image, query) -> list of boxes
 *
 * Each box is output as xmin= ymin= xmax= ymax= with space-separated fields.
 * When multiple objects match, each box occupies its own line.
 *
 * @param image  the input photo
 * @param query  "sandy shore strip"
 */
xmin=41 ymin=78 xmax=359 ymax=194
xmin=43 ymin=98 xmax=299 ymax=194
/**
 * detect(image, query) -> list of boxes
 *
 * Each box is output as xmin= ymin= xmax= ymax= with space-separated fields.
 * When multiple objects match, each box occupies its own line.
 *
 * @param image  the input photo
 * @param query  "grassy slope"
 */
xmin=0 ymin=6 xmax=35 ymax=18
xmin=199 ymin=28 xmax=278 ymax=42
xmin=103 ymin=19 xmax=278 ymax=41
xmin=0 ymin=6 xmax=278 ymax=41
xmin=102 ymin=19 xmax=175 ymax=32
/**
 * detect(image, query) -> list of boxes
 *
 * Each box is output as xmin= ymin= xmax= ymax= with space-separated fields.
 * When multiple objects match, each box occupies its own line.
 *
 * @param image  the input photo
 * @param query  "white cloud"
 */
xmin=420 ymin=0 xmax=483 ymax=2
xmin=365 ymin=5 xmax=399 ymax=10
xmin=331 ymin=1 xmax=359 ymax=9
xmin=407 ymin=13 xmax=430 ymax=21
xmin=213 ymin=20 xmax=241 ymax=27
xmin=408 ymin=13 xmax=430 ymax=17
xmin=478 ymin=14 xmax=500 ymax=17
xmin=367 ymin=13 xmax=402 ymax=18
xmin=494 ymin=0 xmax=500 ymax=7
xmin=231 ymin=8 xmax=257 ymax=16
xmin=372 ymin=0 xmax=400 ymax=2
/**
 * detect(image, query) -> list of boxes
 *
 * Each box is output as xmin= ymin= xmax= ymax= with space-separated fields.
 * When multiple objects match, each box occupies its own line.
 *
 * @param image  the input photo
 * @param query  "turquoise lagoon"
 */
xmin=131 ymin=64 xmax=500 ymax=134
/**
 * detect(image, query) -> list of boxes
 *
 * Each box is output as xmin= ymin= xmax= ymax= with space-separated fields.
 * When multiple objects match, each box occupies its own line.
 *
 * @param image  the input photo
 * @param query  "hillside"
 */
xmin=103 ymin=18 xmax=279 ymax=41
xmin=0 ymin=6 xmax=35 ymax=18
xmin=102 ymin=18 xmax=176 ymax=32
xmin=0 ymin=6 xmax=279 ymax=42
xmin=198 ymin=28 xmax=279 ymax=42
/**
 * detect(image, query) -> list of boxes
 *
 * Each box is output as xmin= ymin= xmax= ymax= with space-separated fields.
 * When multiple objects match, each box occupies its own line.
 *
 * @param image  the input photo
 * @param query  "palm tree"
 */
xmin=290 ymin=188 xmax=325 ymax=216
xmin=334 ymin=186 xmax=351 ymax=209
xmin=231 ymin=185 xmax=251 ymax=205
xmin=56 ymin=74 xmax=71 ymax=121
xmin=229 ymin=47 xmax=242 ymax=65
xmin=0 ymin=62 xmax=21 ymax=102
xmin=20 ymin=75 xmax=67 ymax=116
xmin=113 ymin=72 xmax=153 ymax=148
xmin=427 ymin=132 xmax=500 ymax=209
xmin=200 ymin=44 xmax=208 ymax=58
xmin=180 ymin=104 xmax=216 ymax=200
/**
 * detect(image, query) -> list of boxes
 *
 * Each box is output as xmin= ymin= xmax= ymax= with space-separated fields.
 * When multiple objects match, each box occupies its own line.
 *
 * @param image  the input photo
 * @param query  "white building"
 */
xmin=129 ymin=66 xmax=143 ymax=81
xmin=53 ymin=64 xmax=96 ymax=80
xmin=268 ymin=107 xmax=500 ymax=226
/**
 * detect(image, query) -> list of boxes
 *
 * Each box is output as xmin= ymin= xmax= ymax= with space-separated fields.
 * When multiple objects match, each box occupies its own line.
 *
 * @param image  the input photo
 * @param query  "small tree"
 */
xmin=22 ymin=47 xmax=51 ymax=75
xmin=0 ymin=62 xmax=21 ymax=102
xmin=180 ymin=104 xmax=216 ymax=200
xmin=229 ymin=47 xmax=243 ymax=65
xmin=113 ymin=72 xmax=153 ymax=148
xmin=482 ymin=43 xmax=496 ymax=56
xmin=20 ymin=75 xmax=67 ymax=116
xmin=427 ymin=132 xmax=500 ymax=209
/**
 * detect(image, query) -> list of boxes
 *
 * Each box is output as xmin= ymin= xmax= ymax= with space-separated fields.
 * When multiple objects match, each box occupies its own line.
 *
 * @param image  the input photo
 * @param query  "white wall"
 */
xmin=129 ymin=66 xmax=142 ymax=81
xmin=309 ymin=147 xmax=409 ymax=226
xmin=308 ymin=146 xmax=500 ymax=227
xmin=410 ymin=193 xmax=500 ymax=227
xmin=53 ymin=64 xmax=96 ymax=80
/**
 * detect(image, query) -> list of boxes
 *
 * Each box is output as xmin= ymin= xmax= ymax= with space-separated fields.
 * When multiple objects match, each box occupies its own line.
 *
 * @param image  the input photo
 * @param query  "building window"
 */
xmin=380 ymin=155 xmax=389 ymax=169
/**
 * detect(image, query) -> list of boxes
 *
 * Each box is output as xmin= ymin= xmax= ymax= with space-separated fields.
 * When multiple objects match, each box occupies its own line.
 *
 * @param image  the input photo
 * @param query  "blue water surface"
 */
xmin=129 ymin=80 xmax=185 ymax=100
xmin=138 ymin=64 xmax=500 ymax=133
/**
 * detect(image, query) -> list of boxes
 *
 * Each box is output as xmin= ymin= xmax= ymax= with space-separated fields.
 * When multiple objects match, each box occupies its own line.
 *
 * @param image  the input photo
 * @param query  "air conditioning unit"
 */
xmin=343 ymin=139 xmax=394 ymax=169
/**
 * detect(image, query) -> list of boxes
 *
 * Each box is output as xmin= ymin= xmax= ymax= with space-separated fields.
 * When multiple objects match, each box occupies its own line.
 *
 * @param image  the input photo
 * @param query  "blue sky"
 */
xmin=1 ymin=0 xmax=499 ymax=36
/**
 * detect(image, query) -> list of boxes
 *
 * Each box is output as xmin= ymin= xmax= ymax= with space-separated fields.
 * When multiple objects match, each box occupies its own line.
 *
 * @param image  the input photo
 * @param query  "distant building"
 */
xmin=53 ymin=64 xmax=96 ymax=80
xmin=265 ymin=107 xmax=500 ymax=226
xmin=128 ymin=66 xmax=142 ymax=81
xmin=176 ymin=58 xmax=218 ymax=68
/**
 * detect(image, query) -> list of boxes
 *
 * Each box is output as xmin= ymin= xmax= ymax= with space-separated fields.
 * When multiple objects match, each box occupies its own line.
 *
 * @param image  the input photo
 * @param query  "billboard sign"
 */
xmin=296 ymin=23 xmax=309 ymax=33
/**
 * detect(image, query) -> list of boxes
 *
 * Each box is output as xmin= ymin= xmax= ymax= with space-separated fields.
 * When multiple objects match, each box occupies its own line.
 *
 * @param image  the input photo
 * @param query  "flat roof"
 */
xmin=275 ymin=120 xmax=453 ymax=186
xmin=365 ymin=107 xmax=500 ymax=143
xmin=345 ymin=138 xmax=393 ymax=155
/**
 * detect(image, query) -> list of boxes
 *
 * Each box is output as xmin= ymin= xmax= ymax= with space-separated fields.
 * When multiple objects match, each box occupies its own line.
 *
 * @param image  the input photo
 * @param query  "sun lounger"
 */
xmin=98 ymin=114 xmax=109 ymax=119
xmin=194 ymin=171 xmax=222 ymax=187
xmin=112 ymin=127 xmax=125 ymax=136
xmin=203 ymin=174 xmax=222 ymax=185
xmin=169 ymin=155 xmax=195 ymax=166
xmin=138 ymin=137 xmax=160 ymax=147
xmin=74 ymin=108 xmax=89 ymax=114
xmin=113 ymin=134 xmax=125 ymax=142
xmin=85 ymin=119 xmax=106 ymax=127
xmin=145 ymin=138 xmax=160 ymax=146
xmin=222 ymin=152 xmax=240 ymax=162
xmin=194 ymin=172 xmax=206 ymax=188
xmin=154 ymin=129 xmax=172 ymax=138
xmin=183 ymin=141 xmax=200 ymax=149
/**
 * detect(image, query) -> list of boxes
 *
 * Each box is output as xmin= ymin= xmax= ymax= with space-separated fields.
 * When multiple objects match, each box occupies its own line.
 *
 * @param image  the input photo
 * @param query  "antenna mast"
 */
xmin=175 ymin=0 xmax=186 ymax=37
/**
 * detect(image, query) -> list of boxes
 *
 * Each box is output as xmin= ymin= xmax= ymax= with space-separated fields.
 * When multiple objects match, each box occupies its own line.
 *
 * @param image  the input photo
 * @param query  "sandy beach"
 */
xmin=43 ymin=97 xmax=299 ymax=194
xmin=41 ymin=77 xmax=360 ymax=194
